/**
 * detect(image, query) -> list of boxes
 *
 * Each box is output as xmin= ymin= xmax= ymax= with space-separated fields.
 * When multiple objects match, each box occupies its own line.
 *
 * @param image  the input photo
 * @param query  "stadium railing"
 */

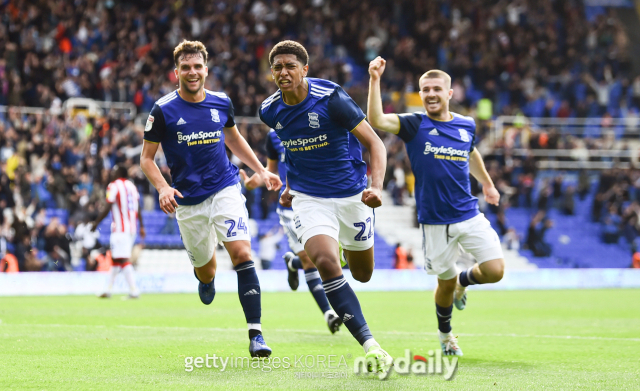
xmin=0 ymin=100 xmax=137 ymax=119
xmin=491 ymin=116 xmax=640 ymax=170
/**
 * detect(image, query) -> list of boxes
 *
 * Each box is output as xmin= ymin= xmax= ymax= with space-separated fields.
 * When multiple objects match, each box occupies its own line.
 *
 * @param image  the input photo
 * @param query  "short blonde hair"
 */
xmin=419 ymin=70 xmax=451 ymax=90
xmin=173 ymin=40 xmax=208 ymax=67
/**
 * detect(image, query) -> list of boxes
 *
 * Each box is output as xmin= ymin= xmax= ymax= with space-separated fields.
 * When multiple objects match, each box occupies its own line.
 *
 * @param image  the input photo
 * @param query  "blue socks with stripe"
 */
xmin=304 ymin=268 xmax=331 ymax=313
xmin=459 ymin=266 xmax=479 ymax=287
xmin=436 ymin=303 xmax=453 ymax=333
xmin=322 ymin=275 xmax=372 ymax=345
xmin=290 ymin=256 xmax=303 ymax=270
xmin=234 ymin=260 xmax=261 ymax=324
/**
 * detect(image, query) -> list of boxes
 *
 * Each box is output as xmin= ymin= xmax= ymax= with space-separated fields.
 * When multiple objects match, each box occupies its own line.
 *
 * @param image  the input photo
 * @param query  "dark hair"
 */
xmin=113 ymin=165 xmax=128 ymax=179
xmin=269 ymin=40 xmax=309 ymax=66
xmin=173 ymin=40 xmax=208 ymax=67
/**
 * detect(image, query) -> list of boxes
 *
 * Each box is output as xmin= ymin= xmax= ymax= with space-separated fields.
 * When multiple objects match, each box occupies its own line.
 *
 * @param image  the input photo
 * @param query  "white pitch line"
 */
xmin=458 ymin=332 xmax=640 ymax=342
xmin=2 ymin=323 xmax=640 ymax=342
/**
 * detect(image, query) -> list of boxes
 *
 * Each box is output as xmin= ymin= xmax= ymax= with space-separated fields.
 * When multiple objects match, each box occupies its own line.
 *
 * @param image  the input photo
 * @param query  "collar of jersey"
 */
xmin=280 ymin=78 xmax=311 ymax=107
xmin=176 ymin=89 xmax=207 ymax=104
xmin=426 ymin=111 xmax=454 ymax=123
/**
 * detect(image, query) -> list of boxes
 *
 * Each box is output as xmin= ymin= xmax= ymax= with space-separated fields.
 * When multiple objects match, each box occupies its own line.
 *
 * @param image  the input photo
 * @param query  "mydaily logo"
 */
xmin=354 ymin=349 xmax=458 ymax=380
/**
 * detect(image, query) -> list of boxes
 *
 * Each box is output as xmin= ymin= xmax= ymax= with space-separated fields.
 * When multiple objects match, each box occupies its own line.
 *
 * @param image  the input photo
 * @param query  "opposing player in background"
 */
xmin=91 ymin=165 xmax=144 ymax=299
xmin=139 ymin=40 xmax=281 ymax=357
xmin=259 ymin=40 xmax=392 ymax=373
xmin=240 ymin=128 xmax=342 ymax=334
xmin=367 ymin=57 xmax=505 ymax=356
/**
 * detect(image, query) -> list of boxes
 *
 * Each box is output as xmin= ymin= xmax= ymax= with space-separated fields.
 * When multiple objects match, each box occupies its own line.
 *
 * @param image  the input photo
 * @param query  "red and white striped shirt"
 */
xmin=106 ymin=178 xmax=140 ymax=234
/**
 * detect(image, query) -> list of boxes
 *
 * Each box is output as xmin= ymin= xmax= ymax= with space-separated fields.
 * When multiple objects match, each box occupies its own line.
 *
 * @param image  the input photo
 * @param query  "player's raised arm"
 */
xmin=351 ymin=120 xmax=387 ymax=208
xmin=367 ymin=56 xmax=401 ymax=134
xmin=469 ymin=148 xmax=500 ymax=206
xmin=223 ymin=125 xmax=282 ymax=192
xmin=140 ymin=140 xmax=183 ymax=214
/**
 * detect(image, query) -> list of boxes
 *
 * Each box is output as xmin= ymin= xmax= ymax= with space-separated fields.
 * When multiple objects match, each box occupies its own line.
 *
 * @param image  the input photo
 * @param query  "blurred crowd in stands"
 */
xmin=592 ymin=169 xmax=640 ymax=251
xmin=2 ymin=0 xmax=640 ymax=270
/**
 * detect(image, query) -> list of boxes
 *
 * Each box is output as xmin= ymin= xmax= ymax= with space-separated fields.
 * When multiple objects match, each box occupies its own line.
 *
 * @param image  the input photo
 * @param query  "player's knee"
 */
xmin=313 ymin=253 xmax=340 ymax=275
xmin=230 ymin=249 xmax=252 ymax=265
xmin=482 ymin=259 xmax=504 ymax=283
xmin=489 ymin=266 xmax=504 ymax=283
xmin=439 ymin=285 xmax=455 ymax=296
xmin=351 ymin=266 xmax=373 ymax=282
xmin=195 ymin=267 xmax=215 ymax=283
xmin=200 ymin=273 xmax=215 ymax=284
xmin=299 ymin=252 xmax=314 ymax=269
xmin=437 ymin=278 xmax=456 ymax=295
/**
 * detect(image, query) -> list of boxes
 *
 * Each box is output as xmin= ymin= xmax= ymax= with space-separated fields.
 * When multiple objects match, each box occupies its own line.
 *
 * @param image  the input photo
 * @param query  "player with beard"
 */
xmin=140 ymin=40 xmax=281 ymax=357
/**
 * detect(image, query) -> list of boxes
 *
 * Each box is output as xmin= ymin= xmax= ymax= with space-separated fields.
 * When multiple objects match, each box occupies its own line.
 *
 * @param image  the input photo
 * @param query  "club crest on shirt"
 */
xmin=145 ymin=115 xmax=154 ymax=132
xmin=308 ymin=112 xmax=320 ymax=128
xmin=458 ymin=129 xmax=470 ymax=142
xmin=211 ymin=109 xmax=220 ymax=122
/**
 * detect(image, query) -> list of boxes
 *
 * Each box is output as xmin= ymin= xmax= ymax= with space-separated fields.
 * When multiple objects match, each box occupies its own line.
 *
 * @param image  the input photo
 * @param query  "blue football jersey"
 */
xmin=397 ymin=111 xmax=479 ymax=225
xmin=264 ymin=128 xmax=291 ymax=211
xmin=259 ymin=78 xmax=367 ymax=198
xmin=143 ymin=89 xmax=239 ymax=205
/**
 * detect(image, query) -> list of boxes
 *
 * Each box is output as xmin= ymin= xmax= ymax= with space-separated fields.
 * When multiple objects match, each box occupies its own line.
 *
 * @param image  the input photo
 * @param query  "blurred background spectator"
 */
xmin=526 ymin=210 xmax=553 ymax=257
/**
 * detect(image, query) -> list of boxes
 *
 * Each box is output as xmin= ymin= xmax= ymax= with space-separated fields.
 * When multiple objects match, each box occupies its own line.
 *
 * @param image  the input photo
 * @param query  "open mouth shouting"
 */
xmin=279 ymin=79 xmax=292 ymax=88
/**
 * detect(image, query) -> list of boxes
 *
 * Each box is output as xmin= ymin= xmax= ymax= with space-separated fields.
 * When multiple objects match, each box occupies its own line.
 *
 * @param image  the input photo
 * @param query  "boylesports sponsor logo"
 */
xmin=281 ymin=134 xmax=327 ymax=148
xmin=281 ymin=134 xmax=329 ymax=152
xmin=177 ymin=130 xmax=222 ymax=144
xmin=423 ymin=142 xmax=469 ymax=158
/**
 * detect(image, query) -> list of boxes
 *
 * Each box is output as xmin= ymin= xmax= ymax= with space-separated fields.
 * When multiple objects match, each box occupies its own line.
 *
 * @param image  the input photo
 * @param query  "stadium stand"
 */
xmin=2 ymin=0 xmax=640 ymax=271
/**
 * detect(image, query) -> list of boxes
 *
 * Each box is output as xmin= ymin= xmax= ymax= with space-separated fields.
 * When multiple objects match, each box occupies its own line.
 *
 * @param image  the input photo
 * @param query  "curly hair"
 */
xmin=268 ymin=40 xmax=309 ymax=66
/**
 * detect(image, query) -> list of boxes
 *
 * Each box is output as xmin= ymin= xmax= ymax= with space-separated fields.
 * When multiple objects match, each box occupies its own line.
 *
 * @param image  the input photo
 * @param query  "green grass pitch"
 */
xmin=1 ymin=289 xmax=639 ymax=390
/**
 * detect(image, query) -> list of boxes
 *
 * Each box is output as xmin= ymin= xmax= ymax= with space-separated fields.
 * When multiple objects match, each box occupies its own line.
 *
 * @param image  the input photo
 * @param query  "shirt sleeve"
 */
xmin=224 ymin=97 xmax=235 ymax=128
xmin=259 ymin=105 xmax=273 ymax=129
xmin=105 ymin=183 xmax=117 ymax=204
xmin=327 ymin=86 xmax=366 ymax=131
xmin=265 ymin=131 xmax=279 ymax=160
xmin=143 ymin=104 xmax=166 ymax=143
xmin=396 ymin=113 xmax=423 ymax=143
xmin=468 ymin=120 xmax=477 ymax=152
